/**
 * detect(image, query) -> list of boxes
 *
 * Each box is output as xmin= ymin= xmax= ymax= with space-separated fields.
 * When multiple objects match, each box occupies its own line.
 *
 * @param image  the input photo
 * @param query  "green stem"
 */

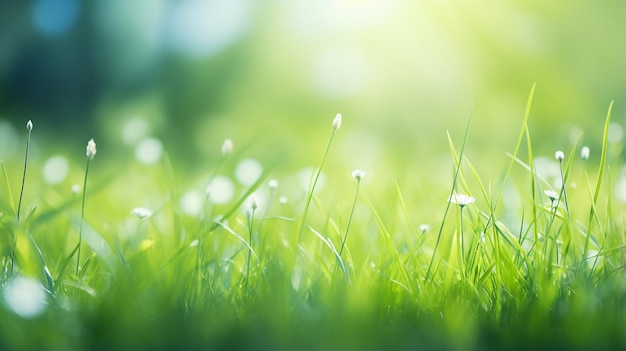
xmin=76 ymin=157 xmax=91 ymax=277
xmin=339 ymin=181 xmax=360 ymax=257
xmin=298 ymin=129 xmax=337 ymax=243
xmin=17 ymin=127 xmax=31 ymax=222
xmin=245 ymin=208 xmax=255 ymax=294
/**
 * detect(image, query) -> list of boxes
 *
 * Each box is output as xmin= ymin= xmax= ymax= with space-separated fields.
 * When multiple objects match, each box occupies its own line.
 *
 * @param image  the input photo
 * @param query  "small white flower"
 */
xmin=71 ymin=184 xmax=80 ymax=194
xmin=131 ymin=207 xmax=152 ymax=219
xmin=554 ymin=150 xmax=564 ymax=161
xmin=332 ymin=113 xmax=342 ymax=131
xmin=278 ymin=196 xmax=288 ymax=204
xmin=352 ymin=169 xmax=366 ymax=182
xmin=581 ymin=146 xmax=590 ymax=160
xmin=448 ymin=193 xmax=475 ymax=207
xmin=268 ymin=179 xmax=279 ymax=189
xmin=86 ymin=139 xmax=97 ymax=160
xmin=249 ymin=194 xmax=258 ymax=211
xmin=419 ymin=224 xmax=430 ymax=233
xmin=544 ymin=190 xmax=559 ymax=202
xmin=221 ymin=139 xmax=233 ymax=157
xmin=26 ymin=120 xmax=33 ymax=132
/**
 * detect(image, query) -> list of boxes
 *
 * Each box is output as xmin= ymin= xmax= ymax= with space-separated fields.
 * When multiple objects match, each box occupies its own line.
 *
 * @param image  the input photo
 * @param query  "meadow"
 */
xmin=1 ymin=87 xmax=625 ymax=351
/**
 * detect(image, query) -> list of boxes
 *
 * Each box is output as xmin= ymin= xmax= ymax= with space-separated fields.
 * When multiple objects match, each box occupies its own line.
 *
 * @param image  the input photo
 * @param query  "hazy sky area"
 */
xmin=0 ymin=0 xmax=624 ymax=175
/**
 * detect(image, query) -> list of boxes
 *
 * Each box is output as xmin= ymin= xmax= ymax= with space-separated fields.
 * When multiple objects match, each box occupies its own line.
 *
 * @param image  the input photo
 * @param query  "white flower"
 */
xmin=544 ymin=190 xmax=559 ymax=202
xmin=221 ymin=139 xmax=233 ymax=157
xmin=554 ymin=150 xmax=564 ymax=161
xmin=581 ymin=146 xmax=590 ymax=160
xmin=352 ymin=169 xmax=366 ymax=182
xmin=332 ymin=113 xmax=342 ymax=131
xmin=419 ymin=224 xmax=430 ymax=233
xmin=26 ymin=120 xmax=33 ymax=132
xmin=448 ymin=193 xmax=475 ymax=207
xmin=86 ymin=139 xmax=97 ymax=160
xmin=131 ymin=207 xmax=152 ymax=219
xmin=249 ymin=193 xmax=258 ymax=211
xmin=278 ymin=196 xmax=288 ymax=204
xmin=71 ymin=184 xmax=80 ymax=194
xmin=268 ymin=179 xmax=279 ymax=189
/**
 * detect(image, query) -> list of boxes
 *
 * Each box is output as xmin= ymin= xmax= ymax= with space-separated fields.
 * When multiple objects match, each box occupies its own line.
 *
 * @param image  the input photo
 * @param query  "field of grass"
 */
xmin=1 ymin=88 xmax=625 ymax=350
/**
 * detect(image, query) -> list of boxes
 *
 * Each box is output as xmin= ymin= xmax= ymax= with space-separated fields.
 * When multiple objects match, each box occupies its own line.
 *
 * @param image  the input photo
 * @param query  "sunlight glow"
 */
xmin=122 ymin=117 xmax=151 ymax=146
xmin=180 ymin=190 xmax=203 ymax=216
xmin=235 ymin=159 xmax=263 ymax=186
xmin=33 ymin=0 xmax=79 ymax=36
xmin=42 ymin=155 xmax=69 ymax=185
xmin=167 ymin=0 xmax=252 ymax=57
xmin=4 ymin=277 xmax=48 ymax=319
xmin=135 ymin=138 xmax=163 ymax=164
xmin=207 ymin=176 xmax=235 ymax=205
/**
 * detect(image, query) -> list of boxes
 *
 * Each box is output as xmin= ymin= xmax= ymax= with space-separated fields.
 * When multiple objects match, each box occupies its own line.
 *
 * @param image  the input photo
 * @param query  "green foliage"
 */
xmin=1 ymin=96 xmax=625 ymax=351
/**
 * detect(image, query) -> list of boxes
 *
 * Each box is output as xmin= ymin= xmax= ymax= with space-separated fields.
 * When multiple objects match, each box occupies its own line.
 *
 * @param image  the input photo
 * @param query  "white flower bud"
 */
xmin=221 ymin=139 xmax=233 ymax=157
xmin=332 ymin=113 xmax=342 ymax=131
xmin=544 ymin=190 xmax=559 ymax=202
xmin=26 ymin=120 xmax=33 ymax=132
xmin=581 ymin=146 xmax=590 ymax=160
xmin=86 ymin=139 xmax=97 ymax=160
xmin=249 ymin=193 xmax=258 ymax=211
xmin=554 ymin=150 xmax=564 ymax=161
xmin=131 ymin=207 xmax=153 ymax=219
xmin=351 ymin=169 xmax=366 ymax=182
xmin=448 ymin=193 xmax=475 ymax=207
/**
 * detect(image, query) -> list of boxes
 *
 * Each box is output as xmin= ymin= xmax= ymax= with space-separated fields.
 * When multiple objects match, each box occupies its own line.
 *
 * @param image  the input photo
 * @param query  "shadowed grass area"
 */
xmin=0 ymin=92 xmax=625 ymax=350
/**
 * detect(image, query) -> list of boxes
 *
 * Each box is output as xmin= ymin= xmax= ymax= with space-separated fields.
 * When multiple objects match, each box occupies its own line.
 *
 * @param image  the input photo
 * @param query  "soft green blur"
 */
xmin=2 ymin=1 xmax=624 ymax=168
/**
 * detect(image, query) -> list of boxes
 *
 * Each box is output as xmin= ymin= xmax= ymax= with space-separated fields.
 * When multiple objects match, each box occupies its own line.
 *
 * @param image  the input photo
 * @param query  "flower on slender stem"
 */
xmin=299 ymin=113 xmax=342 ymax=242
xmin=332 ymin=113 xmax=342 ymax=131
xmin=581 ymin=146 xmax=590 ymax=160
xmin=268 ymin=179 xmax=279 ymax=189
xmin=352 ymin=169 xmax=366 ymax=182
xmin=221 ymin=139 xmax=233 ymax=157
xmin=448 ymin=193 xmax=475 ymax=208
xmin=554 ymin=150 xmax=564 ymax=162
xmin=17 ymin=120 xmax=33 ymax=222
xmin=419 ymin=224 xmax=430 ymax=234
xmin=86 ymin=139 xmax=97 ymax=159
xmin=131 ymin=207 xmax=153 ymax=219
xmin=77 ymin=138 xmax=96 ymax=276
xmin=249 ymin=193 xmax=258 ymax=211
xmin=544 ymin=190 xmax=559 ymax=203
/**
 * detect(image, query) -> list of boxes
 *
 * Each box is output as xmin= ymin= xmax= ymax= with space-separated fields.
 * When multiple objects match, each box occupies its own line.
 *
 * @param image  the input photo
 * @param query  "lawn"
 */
xmin=0 ymin=86 xmax=625 ymax=350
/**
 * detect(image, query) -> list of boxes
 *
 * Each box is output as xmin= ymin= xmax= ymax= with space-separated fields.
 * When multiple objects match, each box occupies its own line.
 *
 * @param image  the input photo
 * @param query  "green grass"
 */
xmin=1 ymin=94 xmax=625 ymax=350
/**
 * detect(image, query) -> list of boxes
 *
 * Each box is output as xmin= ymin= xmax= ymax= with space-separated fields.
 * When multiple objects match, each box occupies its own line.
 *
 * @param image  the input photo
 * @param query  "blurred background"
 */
xmin=0 ymin=0 xmax=624 ymax=185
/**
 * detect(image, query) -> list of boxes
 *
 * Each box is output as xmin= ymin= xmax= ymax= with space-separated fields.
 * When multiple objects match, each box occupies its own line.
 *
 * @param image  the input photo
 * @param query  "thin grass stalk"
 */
xmin=458 ymin=206 xmax=466 ymax=281
xmin=244 ymin=195 xmax=258 ymax=294
xmin=17 ymin=120 xmax=32 ymax=223
xmin=77 ymin=139 xmax=96 ymax=277
xmin=339 ymin=175 xmax=361 ymax=257
xmin=76 ymin=157 xmax=92 ymax=277
xmin=582 ymin=101 xmax=613 ymax=266
xmin=298 ymin=114 xmax=341 ymax=243
xmin=426 ymin=108 xmax=473 ymax=281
